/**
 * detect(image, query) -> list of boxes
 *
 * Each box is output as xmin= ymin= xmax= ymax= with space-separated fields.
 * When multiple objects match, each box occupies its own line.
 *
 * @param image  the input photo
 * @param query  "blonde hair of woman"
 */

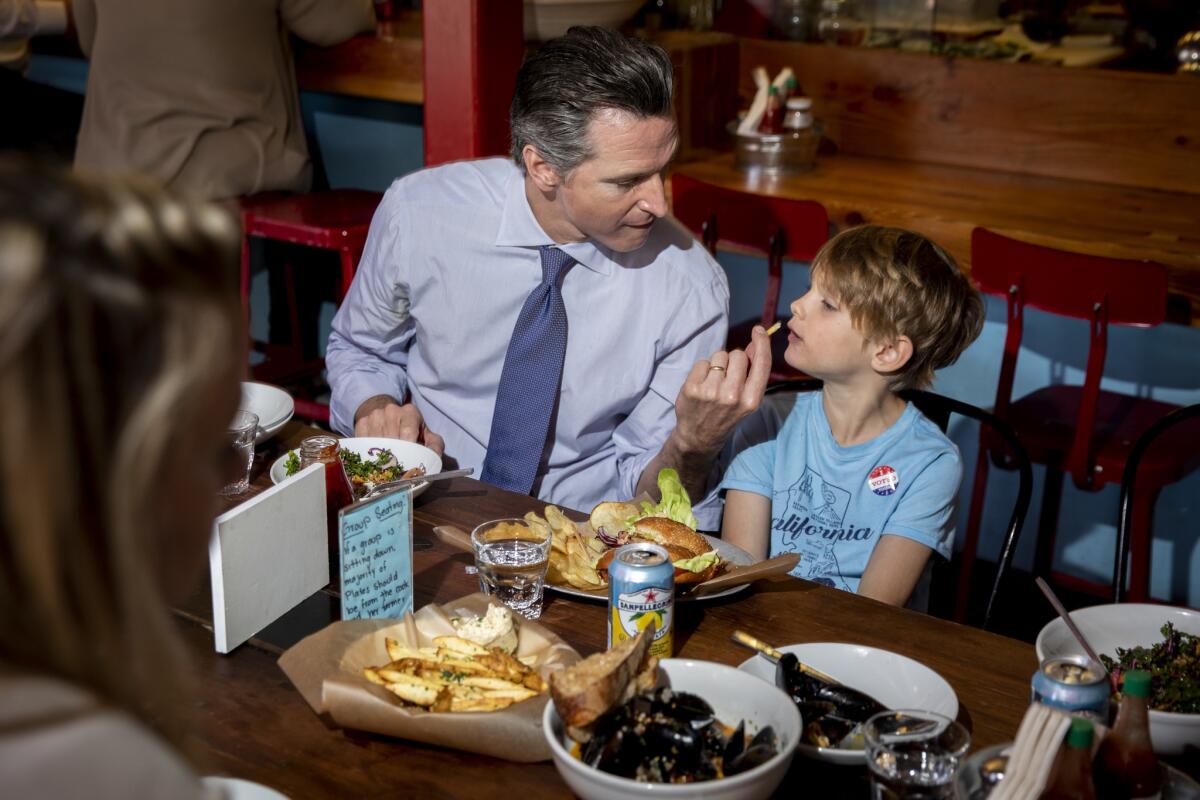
xmin=0 ymin=159 xmax=242 ymax=775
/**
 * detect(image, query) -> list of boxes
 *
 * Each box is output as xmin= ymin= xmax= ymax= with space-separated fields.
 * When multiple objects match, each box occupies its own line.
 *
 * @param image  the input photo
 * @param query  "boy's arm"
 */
xmin=857 ymin=535 xmax=933 ymax=606
xmin=721 ymin=489 xmax=771 ymax=560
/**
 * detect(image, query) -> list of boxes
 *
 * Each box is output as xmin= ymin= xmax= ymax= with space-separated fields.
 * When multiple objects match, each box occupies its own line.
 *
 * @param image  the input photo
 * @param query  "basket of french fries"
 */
xmin=278 ymin=593 xmax=581 ymax=762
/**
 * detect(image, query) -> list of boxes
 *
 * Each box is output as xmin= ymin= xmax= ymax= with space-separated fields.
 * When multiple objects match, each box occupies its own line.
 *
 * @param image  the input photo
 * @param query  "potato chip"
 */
xmin=544 ymin=505 xmax=577 ymax=537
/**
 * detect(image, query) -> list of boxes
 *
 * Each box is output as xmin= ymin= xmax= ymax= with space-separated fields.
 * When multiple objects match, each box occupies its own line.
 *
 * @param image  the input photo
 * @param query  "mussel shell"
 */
xmin=651 ymin=688 xmax=716 ymax=730
xmin=803 ymin=714 xmax=858 ymax=749
xmin=723 ymin=719 xmax=746 ymax=766
xmin=726 ymin=743 xmax=777 ymax=776
xmin=812 ymin=684 xmax=885 ymax=722
xmin=749 ymin=724 xmax=778 ymax=752
xmin=644 ymin=719 xmax=704 ymax=765
xmin=584 ymin=726 xmax=643 ymax=778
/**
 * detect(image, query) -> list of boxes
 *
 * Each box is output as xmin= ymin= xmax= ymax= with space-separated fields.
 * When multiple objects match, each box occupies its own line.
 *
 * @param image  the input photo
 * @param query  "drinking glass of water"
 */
xmin=864 ymin=709 xmax=970 ymax=800
xmin=220 ymin=410 xmax=258 ymax=496
xmin=470 ymin=518 xmax=551 ymax=620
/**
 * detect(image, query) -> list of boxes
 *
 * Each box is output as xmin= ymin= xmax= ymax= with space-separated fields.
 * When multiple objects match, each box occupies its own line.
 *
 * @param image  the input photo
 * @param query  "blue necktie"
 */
xmin=481 ymin=246 xmax=574 ymax=494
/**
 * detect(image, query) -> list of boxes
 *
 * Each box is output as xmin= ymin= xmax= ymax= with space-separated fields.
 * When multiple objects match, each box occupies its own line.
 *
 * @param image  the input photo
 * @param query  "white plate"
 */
xmin=270 ymin=437 xmax=443 ymax=501
xmin=737 ymin=642 xmax=959 ymax=765
xmin=240 ymin=382 xmax=294 ymax=444
xmin=545 ymin=534 xmax=756 ymax=603
xmin=201 ymin=776 xmax=289 ymax=800
xmin=1035 ymin=603 xmax=1200 ymax=756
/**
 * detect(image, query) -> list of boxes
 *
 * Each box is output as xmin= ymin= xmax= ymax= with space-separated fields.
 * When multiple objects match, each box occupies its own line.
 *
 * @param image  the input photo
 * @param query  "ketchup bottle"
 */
xmin=1094 ymin=670 xmax=1163 ymax=800
xmin=1038 ymin=717 xmax=1097 ymax=800
xmin=298 ymin=435 xmax=355 ymax=563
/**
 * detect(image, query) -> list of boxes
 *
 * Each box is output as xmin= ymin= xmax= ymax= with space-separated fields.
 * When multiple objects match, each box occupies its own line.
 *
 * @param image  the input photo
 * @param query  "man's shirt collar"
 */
xmin=494 ymin=169 xmax=615 ymax=276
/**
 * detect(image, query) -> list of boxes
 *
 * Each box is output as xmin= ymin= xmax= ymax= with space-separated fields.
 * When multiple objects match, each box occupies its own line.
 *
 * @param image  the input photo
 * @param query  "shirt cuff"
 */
xmin=35 ymin=2 xmax=67 ymax=34
xmin=329 ymin=372 xmax=407 ymax=437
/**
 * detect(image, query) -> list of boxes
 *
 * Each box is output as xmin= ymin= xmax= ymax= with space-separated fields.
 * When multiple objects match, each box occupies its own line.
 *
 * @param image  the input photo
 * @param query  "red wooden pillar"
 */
xmin=422 ymin=0 xmax=524 ymax=167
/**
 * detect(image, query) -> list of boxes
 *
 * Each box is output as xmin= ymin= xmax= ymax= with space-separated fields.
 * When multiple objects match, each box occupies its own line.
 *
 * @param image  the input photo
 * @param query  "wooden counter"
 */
xmin=293 ymin=14 xmax=422 ymax=104
xmin=672 ymin=154 xmax=1200 ymax=323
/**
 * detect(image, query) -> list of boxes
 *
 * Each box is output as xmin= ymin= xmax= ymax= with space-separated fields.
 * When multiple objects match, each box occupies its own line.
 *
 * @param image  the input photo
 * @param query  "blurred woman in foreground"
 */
xmin=0 ymin=160 xmax=242 ymax=797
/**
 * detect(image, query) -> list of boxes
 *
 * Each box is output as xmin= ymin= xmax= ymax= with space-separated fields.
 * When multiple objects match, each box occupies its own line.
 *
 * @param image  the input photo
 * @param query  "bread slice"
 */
xmin=549 ymin=624 xmax=656 ymax=737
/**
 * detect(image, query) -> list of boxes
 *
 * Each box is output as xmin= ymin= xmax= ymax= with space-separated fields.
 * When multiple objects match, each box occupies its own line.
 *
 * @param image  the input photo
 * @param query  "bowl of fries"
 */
xmin=278 ymin=593 xmax=581 ymax=761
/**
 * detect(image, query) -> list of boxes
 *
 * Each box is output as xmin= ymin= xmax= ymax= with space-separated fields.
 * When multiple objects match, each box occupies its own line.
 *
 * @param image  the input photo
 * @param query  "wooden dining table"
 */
xmin=176 ymin=421 xmax=1038 ymax=798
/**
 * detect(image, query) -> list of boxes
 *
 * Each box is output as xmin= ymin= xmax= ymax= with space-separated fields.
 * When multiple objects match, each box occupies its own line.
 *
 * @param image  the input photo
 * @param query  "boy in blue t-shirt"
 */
xmin=720 ymin=225 xmax=984 ymax=607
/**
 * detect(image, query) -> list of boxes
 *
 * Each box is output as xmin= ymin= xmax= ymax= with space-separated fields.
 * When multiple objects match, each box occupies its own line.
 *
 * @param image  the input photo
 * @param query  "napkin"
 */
xmin=277 ymin=593 xmax=580 ymax=762
xmin=989 ymin=704 xmax=1111 ymax=800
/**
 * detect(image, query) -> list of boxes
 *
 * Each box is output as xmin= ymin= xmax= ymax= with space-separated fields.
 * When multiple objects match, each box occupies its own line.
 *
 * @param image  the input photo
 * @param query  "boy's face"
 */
xmin=783 ymin=276 xmax=874 ymax=381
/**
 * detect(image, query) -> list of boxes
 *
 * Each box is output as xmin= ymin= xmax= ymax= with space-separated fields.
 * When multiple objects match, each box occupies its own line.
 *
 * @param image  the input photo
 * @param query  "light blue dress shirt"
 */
xmin=327 ymin=158 xmax=730 ymax=528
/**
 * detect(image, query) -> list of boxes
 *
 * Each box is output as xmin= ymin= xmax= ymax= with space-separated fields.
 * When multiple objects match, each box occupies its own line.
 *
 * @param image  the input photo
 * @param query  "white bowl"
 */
xmin=523 ymin=0 xmax=643 ymax=41
xmin=200 ymin=777 xmax=288 ymax=800
xmin=270 ymin=437 xmax=442 ymax=501
xmin=738 ymin=642 xmax=959 ymax=765
xmin=1035 ymin=603 xmax=1200 ymax=756
xmin=543 ymin=658 xmax=800 ymax=800
xmin=240 ymin=382 xmax=294 ymax=444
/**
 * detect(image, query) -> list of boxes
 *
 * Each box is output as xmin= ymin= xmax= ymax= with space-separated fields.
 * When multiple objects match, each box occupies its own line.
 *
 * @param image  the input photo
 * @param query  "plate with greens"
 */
xmin=270 ymin=437 xmax=442 ymax=501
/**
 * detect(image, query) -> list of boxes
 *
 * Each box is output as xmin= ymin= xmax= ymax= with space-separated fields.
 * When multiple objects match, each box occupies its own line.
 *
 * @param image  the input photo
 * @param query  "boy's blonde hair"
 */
xmin=811 ymin=225 xmax=984 ymax=391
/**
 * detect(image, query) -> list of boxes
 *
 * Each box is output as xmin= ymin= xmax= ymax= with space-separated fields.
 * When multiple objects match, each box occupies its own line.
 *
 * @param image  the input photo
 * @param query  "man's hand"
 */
xmin=635 ymin=326 xmax=773 ymax=505
xmin=673 ymin=324 xmax=773 ymax=457
xmin=352 ymin=395 xmax=445 ymax=456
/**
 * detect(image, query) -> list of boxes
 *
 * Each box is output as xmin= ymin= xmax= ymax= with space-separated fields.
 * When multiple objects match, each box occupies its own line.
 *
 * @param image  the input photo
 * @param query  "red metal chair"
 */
xmin=670 ymin=173 xmax=829 ymax=383
xmin=964 ymin=228 xmax=1200 ymax=605
xmin=240 ymin=189 xmax=383 ymax=424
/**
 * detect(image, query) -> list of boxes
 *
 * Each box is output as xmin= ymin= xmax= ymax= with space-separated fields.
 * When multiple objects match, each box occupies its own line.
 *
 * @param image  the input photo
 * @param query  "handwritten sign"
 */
xmin=338 ymin=486 xmax=413 ymax=620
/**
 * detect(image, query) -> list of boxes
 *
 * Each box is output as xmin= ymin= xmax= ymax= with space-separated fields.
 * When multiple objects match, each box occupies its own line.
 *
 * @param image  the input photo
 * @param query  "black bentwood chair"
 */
xmin=1113 ymin=403 xmax=1200 ymax=604
xmin=762 ymin=382 xmax=1033 ymax=630
xmin=899 ymin=389 xmax=1034 ymax=631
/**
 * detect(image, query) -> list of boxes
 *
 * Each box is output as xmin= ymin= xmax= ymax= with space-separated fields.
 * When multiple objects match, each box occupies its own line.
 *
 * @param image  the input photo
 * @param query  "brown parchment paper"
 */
xmin=277 ymin=593 xmax=580 ymax=762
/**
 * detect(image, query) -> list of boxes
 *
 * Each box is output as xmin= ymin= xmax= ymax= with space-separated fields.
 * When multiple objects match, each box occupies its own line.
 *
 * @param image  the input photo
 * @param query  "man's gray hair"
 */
xmin=510 ymin=26 xmax=674 ymax=176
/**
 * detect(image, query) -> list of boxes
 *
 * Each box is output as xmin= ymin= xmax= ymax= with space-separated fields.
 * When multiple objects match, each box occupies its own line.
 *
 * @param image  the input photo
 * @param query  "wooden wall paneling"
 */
xmin=738 ymin=40 xmax=1200 ymax=194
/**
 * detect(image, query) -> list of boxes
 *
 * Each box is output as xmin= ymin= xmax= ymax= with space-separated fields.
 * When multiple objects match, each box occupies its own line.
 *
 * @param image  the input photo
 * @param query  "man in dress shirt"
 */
xmin=326 ymin=27 xmax=770 ymax=529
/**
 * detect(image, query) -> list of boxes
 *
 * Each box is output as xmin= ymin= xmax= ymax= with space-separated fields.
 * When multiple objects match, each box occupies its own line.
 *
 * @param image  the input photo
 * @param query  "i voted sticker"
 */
xmin=868 ymin=465 xmax=899 ymax=496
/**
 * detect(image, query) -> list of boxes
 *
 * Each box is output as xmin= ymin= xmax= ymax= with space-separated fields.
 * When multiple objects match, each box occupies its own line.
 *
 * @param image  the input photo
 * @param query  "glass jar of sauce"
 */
xmin=299 ymin=435 xmax=355 ymax=558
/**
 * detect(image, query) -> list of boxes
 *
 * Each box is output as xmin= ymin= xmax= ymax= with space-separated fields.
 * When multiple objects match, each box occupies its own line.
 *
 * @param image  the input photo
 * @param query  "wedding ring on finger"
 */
xmin=708 ymin=365 xmax=727 ymax=374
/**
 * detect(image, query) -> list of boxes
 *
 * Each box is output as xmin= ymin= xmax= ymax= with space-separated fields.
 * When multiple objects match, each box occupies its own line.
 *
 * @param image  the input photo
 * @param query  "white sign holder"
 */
xmin=209 ymin=463 xmax=329 ymax=653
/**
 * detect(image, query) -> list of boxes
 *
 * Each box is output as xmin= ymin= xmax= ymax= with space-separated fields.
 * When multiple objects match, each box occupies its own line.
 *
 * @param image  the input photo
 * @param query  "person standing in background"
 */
xmin=0 ymin=0 xmax=81 ymax=160
xmin=72 ymin=0 xmax=374 ymax=200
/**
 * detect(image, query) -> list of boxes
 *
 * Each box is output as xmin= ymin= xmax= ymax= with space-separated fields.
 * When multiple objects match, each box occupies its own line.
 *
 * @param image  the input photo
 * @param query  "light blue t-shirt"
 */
xmin=719 ymin=391 xmax=962 ymax=594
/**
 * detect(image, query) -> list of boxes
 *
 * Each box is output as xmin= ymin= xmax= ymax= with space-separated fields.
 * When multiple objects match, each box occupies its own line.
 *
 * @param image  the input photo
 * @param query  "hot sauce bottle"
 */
xmin=759 ymin=85 xmax=783 ymax=134
xmin=299 ymin=435 xmax=355 ymax=559
xmin=1038 ymin=717 xmax=1097 ymax=800
xmin=1094 ymin=670 xmax=1163 ymax=800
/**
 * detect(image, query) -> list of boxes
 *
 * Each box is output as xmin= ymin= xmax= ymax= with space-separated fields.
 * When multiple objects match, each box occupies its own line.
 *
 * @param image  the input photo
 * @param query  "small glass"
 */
xmin=864 ymin=710 xmax=971 ymax=800
xmin=470 ymin=518 xmax=551 ymax=620
xmin=220 ymin=411 xmax=259 ymax=496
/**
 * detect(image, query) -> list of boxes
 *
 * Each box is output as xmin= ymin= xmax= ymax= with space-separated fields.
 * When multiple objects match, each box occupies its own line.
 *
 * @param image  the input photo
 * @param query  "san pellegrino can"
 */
xmin=608 ymin=542 xmax=674 ymax=658
xmin=1031 ymin=655 xmax=1111 ymax=723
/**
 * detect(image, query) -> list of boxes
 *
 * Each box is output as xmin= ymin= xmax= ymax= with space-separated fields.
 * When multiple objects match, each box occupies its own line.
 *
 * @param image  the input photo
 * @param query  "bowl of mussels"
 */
xmin=544 ymin=628 xmax=801 ymax=800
